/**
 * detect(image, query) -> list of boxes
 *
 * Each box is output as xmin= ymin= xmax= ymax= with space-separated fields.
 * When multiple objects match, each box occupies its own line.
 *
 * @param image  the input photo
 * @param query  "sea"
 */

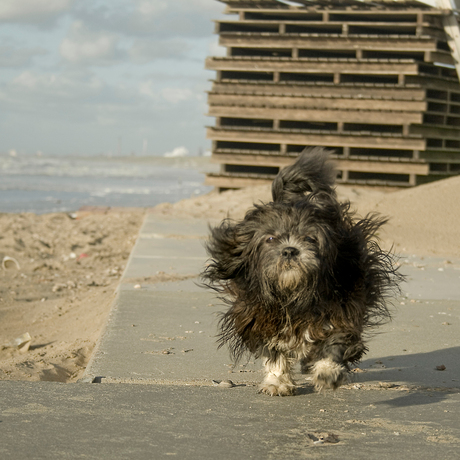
xmin=0 ymin=154 xmax=218 ymax=214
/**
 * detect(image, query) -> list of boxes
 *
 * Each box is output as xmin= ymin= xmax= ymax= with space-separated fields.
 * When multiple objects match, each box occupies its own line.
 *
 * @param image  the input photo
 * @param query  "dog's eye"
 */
xmin=303 ymin=236 xmax=316 ymax=244
xmin=266 ymin=236 xmax=276 ymax=244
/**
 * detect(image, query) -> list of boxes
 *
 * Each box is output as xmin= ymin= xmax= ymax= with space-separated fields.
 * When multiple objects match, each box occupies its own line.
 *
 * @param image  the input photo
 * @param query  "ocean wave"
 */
xmin=0 ymin=154 xmax=214 ymax=213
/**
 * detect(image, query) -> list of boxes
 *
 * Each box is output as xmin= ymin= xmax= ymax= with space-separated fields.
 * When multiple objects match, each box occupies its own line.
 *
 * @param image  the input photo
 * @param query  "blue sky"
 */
xmin=0 ymin=0 xmax=228 ymax=156
xmin=0 ymin=0 xmax=438 ymax=157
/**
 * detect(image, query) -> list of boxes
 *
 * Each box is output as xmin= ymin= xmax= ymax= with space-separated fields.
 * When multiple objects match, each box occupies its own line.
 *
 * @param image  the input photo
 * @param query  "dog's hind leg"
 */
xmin=259 ymin=348 xmax=296 ymax=396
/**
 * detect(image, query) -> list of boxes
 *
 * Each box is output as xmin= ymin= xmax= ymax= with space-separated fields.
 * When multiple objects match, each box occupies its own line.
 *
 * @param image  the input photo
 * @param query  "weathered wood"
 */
xmin=205 ymin=174 xmax=273 ymax=188
xmin=219 ymin=34 xmax=441 ymax=51
xmin=208 ymin=105 xmax=423 ymax=124
xmin=437 ymin=0 xmax=460 ymax=81
xmin=206 ymin=0 xmax=460 ymax=188
xmin=206 ymin=57 xmax=421 ymax=74
xmin=410 ymin=124 xmax=460 ymax=138
xmin=211 ymin=153 xmax=294 ymax=167
xmin=210 ymin=81 xmax=429 ymax=99
xmin=207 ymin=127 xmax=426 ymax=150
xmin=207 ymin=92 xmax=427 ymax=111
xmin=211 ymin=152 xmax=429 ymax=175
xmin=336 ymin=158 xmax=429 ymax=175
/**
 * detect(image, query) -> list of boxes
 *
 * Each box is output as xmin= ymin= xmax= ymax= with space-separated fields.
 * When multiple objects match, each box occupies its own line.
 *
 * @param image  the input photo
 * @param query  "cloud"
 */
xmin=5 ymin=70 xmax=104 ymax=107
xmin=73 ymin=0 xmax=224 ymax=39
xmin=130 ymin=0 xmax=222 ymax=39
xmin=129 ymin=38 xmax=191 ymax=64
xmin=160 ymin=87 xmax=195 ymax=104
xmin=59 ymin=20 xmax=123 ymax=65
xmin=136 ymin=0 xmax=168 ymax=16
xmin=0 ymin=0 xmax=226 ymax=155
xmin=138 ymin=80 xmax=199 ymax=105
xmin=0 ymin=44 xmax=47 ymax=68
xmin=0 ymin=0 xmax=74 ymax=25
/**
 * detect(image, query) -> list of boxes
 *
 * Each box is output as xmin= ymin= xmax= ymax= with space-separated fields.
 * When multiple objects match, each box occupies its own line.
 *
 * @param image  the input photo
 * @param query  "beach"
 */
xmin=1 ymin=174 xmax=460 ymax=382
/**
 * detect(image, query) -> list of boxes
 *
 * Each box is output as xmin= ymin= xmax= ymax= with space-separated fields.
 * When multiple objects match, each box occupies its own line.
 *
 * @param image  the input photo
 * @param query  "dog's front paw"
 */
xmin=311 ymin=358 xmax=347 ymax=391
xmin=259 ymin=382 xmax=296 ymax=397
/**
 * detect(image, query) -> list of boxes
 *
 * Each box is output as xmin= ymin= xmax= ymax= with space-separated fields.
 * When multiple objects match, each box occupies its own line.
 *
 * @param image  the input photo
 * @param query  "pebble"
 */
xmin=212 ymin=379 xmax=235 ymax=388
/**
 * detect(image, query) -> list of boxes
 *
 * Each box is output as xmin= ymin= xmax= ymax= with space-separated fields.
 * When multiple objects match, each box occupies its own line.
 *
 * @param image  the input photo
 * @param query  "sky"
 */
xmin=0 ymin=0 xmax=439 ymax=157
xmin=0 ymin=0 xmax=228 ymax=157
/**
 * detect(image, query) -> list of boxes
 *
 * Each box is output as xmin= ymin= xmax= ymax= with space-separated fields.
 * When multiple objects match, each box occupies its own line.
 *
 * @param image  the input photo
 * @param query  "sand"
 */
xmin=0 ymin=208 xmax=145 ymax=382
xmin=156 ymin=175 xmax=460 ymax=259
xmin=1 ymin=174 xmax=460 ymax=382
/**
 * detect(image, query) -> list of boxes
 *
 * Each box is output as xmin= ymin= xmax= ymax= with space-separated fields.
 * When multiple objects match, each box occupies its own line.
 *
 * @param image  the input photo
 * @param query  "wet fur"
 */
xmin=201 ymin=147 xmax=402 ymax=395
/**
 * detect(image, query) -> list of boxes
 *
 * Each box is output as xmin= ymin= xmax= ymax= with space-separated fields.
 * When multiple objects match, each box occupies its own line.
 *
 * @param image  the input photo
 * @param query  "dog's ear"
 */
xmin=204 ymin=220 xmax=248 ymax=282
xmin=272 ymin=147 xmax=337 ymax=203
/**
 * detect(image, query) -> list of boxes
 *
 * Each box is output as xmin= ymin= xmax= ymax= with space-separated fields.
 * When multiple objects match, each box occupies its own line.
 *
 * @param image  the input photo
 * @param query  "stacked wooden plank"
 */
xmin=205 ymin=0 xmax=460 ymax=189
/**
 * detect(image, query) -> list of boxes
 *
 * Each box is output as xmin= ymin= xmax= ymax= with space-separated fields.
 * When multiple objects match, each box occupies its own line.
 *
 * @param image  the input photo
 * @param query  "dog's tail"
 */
xmin=271 ymin=147 xmax=337 ymax=203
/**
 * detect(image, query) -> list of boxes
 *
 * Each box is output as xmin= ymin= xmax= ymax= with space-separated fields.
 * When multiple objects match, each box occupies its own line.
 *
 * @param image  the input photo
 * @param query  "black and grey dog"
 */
xmin=202 ymin=147 xmax=401 ymax=396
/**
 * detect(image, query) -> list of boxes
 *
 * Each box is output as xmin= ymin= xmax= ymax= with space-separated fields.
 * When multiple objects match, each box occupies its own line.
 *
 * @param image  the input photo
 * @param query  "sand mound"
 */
xmin=156 ymin=175 xmax=460 ymax=258
xmin=372 ymin=175 xmax=460 ymax=258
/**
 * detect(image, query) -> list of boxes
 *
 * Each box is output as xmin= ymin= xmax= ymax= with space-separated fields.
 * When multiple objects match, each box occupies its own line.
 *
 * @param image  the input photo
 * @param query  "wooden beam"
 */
xmin=210 ymin=81 xmax=428 ymax=99
xmin=205 ymin=57 xmax=420 ymax=75
xmin=219 ymin=34 xmax=439 ymax=52
xmin=207 ymin=127 xmax=427 ymax=150
xmin=211 ymin=153 xmax=429 ymax=175
xmin=212 ymin=153 xmax=293 ymax=167
xmin=205 ymin=175 xmax=273 ymax=188
xmin=208 ymin=105 xmax=423 ymax=124
xmin=437 ymin=0 xmax=460 ymax=82
xmin=207 ymin=93 xmax=427 ymax=111
xmin=335 ymin=159 xmax=429 ymax=175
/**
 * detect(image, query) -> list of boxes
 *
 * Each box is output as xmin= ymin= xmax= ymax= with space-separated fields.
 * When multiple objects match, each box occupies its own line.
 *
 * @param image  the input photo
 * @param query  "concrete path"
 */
xmin=1 ymin=211 xmax=460 ymax=459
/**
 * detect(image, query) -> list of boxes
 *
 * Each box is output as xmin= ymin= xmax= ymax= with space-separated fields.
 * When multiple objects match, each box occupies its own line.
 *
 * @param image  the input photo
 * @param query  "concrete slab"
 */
xmin=122 ymin=213 xmax=208 ymax=280
xmin=3 ymin=213 xmax=460 ymax=459
xmin=86 ymin=286 xmax=263 ymax=384
xmin=141 ymin=214 xmax=211 ymax=237
xmin=354 ymin=299 xmax=460 ymax=388
xmin=120 ymin=278 xmax=203 ymax=293
xmin=400 ymin=255 xmax=460 ymax=301
xmin=87 ymin=213 xmax=460 ymax=392
xmin=123 ymin=252 xmax=205 ymax=279
xmin=1 ymin=381 xmax=459 ymax=459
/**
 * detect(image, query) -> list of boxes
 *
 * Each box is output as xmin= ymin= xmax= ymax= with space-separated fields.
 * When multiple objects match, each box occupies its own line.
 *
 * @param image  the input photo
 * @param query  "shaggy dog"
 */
xmin=201 ymin=147 xmax=401 ymax=396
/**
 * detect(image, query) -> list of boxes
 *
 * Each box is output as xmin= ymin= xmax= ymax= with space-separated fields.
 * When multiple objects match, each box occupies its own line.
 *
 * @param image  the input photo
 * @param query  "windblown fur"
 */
xmin=201 ymin=147 xmax=402 ymax=396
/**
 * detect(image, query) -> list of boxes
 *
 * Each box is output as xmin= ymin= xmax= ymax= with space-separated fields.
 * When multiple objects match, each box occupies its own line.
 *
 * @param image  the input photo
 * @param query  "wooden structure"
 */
xmin=205 ymin=0 xmax=460 ymax=189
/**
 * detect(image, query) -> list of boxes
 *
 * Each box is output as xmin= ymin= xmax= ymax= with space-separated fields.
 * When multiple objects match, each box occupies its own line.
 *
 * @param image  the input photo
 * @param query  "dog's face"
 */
xmin=220 ymin=194 xmax=345 ymax=301
xmin=253 ymin=207 xmax=320 ymax=293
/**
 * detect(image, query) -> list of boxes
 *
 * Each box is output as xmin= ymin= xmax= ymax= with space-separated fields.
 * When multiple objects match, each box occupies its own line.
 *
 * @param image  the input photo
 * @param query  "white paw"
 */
xmin=311 ymin=358 xmax=347 ymax=391
xmin=258 ymin=382 xmax=296 ymax=397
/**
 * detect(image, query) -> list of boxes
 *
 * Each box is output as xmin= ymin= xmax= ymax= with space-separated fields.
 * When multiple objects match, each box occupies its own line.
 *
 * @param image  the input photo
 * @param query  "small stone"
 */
xmin=211 ymin=379 xmax=235 ymax=388
xmin=52 ymin=283 xmax=68 ymax=292
xmin=324 ymin=434 xmax=339 ymax=444
xmin=436 ymin=365 xmax=446 ymax=371
xmin=379 ymin=382 xmax=396 ymax=389
xmin=351 ymin=367 xmax=365 ymax=373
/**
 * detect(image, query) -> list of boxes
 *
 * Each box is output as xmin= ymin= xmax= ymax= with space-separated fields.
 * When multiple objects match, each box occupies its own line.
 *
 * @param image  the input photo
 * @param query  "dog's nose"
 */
xmin=282 ymin=247 xmax=300 ymax=259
